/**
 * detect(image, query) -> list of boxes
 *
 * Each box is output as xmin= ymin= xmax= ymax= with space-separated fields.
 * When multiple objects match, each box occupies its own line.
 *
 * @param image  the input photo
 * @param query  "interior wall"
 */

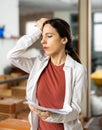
xmin=0 ymin=39 xmax=17 ymax=74
xmin=0 ymin=0 xmax=19 ymax=37
xmin=20 ymin=12 xmax=53 ymax=36
xmin=53 ymin=11 xmax=71 ymax=23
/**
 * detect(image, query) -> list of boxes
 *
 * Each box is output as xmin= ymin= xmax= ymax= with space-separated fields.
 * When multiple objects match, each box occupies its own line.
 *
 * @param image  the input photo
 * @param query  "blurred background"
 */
xmin=0 ymin=0 xmax=102 ymax=129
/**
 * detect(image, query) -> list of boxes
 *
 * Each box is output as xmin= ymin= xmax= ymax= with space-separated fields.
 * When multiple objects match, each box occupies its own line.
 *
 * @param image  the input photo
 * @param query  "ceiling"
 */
xmin=19 ymin=0 xmax=102 ymax=15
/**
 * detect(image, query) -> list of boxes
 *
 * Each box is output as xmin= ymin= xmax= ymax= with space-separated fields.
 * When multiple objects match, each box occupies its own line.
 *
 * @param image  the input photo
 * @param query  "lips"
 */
xmin=43 ymin=47 xmax=48 ymax=50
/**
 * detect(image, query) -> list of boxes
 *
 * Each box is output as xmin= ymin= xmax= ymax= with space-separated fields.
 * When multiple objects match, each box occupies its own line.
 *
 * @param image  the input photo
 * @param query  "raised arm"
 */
xmin=7 ymin=18 xmax=48 ymax=73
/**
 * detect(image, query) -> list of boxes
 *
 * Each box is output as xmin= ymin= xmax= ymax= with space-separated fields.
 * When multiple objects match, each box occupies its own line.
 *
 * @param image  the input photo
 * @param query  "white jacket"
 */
xmin=7 ymin=26 xmax=87 ymax=130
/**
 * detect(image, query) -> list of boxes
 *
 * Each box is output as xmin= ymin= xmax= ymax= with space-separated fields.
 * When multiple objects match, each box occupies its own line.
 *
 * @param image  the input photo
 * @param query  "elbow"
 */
xmin=7 ymin=52 xmax=11 ymax=61
xmin=7 ymin=52 xmax=16 ymax=64
xmin=7 ymin=53 xmax=11 ymax=60
xmin=7 ymin=52 xmax=13 ymax=61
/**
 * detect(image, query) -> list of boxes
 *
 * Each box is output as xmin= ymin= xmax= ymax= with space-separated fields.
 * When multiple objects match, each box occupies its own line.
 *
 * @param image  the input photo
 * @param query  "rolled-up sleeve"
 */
xmin=7 ymin=27 xmax=42 ymax=73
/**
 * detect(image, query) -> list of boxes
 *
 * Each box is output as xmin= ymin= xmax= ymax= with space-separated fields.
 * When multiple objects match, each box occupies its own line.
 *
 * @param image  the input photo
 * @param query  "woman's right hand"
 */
xmin=36 ymin=18 xmax=48 ymax=30
xmin=28 ymin=104 xmax=50 ymax=120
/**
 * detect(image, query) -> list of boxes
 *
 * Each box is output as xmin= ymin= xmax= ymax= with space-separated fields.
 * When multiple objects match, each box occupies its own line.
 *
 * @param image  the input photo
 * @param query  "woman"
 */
xmin=7 ymin=18 xmax=87 ymax=130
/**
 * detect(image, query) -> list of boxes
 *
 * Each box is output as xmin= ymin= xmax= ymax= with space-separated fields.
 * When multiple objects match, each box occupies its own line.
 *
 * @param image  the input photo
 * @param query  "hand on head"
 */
xmin=36 ymin=18 xmax=48 ymax=30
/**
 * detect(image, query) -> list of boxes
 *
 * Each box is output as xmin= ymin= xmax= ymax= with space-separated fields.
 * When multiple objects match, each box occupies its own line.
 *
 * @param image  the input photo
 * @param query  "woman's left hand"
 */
xmin=28 ymin=104 xmax=50 ymax=120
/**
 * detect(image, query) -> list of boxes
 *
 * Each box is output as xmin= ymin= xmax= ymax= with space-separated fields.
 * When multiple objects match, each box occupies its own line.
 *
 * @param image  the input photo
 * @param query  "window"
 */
xmin=70 ymin=13 xmax=79 ymax=54
xmin=93 ymin=13 xmax=102 ymax=52
xmin=91 ymin=12 xmax=102 ymax=72
xmin=25 ymin=21 xmax=36 ymax=34
xmin=70 ymin=13 xmax=78 ymax=39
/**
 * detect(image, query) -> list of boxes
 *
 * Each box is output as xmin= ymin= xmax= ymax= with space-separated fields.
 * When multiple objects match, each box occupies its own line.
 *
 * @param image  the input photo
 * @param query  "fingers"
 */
xmin=28 ymin=104 xmax=39 ymax=113
xmin=36 ymin=18 xmax=48 ymax=30
xmin=39 ymin=111 xmax=50 ymax=120
xmin=28 ymin=104 xmax=50 ymax=120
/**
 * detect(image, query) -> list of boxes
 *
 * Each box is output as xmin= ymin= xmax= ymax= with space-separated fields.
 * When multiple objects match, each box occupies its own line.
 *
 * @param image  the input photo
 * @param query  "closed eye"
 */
xmin=47 ymin=35 xmax=53 ymax=38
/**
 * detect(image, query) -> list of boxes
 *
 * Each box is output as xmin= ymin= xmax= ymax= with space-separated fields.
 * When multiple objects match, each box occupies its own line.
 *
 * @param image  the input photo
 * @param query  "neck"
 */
xmin=51 ymin=52 xmax=67 ymax=66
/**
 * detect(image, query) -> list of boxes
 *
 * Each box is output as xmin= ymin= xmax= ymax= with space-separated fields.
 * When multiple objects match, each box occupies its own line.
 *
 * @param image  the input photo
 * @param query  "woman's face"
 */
xmin=41 ymin=24 xmax=66 ymax=57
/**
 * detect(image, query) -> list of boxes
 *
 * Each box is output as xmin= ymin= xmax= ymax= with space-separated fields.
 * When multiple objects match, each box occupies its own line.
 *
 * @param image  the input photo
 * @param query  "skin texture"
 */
xmin=41 ymin=24 xmax=67 ymax=66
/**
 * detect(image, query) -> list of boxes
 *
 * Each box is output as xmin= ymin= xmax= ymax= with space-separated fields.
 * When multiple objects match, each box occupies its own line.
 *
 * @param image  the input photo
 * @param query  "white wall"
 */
xmin=53 ymin=10 xmax=78 ymax=24
xmin=53 ymin=11 xmax=71 ymax=23
xmin=0 ymin=0 xmax=19 ymax=37
xmin=0 ymin=0 xmax=19 ymax=74
xmin=0 ymin=39 xmax=17 ymax=74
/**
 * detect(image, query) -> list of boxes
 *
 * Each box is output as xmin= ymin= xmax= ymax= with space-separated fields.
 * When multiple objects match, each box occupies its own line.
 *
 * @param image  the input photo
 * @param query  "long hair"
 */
xmin=42 ymin=18 xmax=81 ymax=63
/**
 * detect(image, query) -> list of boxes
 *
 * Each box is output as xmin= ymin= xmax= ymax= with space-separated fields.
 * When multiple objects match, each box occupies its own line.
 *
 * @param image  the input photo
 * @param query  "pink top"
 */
xmin=37 ymin=60 xmax=65 ymax=130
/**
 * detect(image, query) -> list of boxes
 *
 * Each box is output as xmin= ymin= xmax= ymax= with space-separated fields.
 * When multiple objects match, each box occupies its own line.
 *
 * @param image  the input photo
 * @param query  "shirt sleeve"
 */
xmin=44 ymin=66 xmax=87 ymax=123
xmin=7 ymin=26 xmax=42 ymax=73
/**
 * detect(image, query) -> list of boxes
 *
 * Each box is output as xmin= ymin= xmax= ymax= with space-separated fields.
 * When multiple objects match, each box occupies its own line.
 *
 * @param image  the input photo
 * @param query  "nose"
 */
xmin=41 ymin=37 xmax=46 ymax=44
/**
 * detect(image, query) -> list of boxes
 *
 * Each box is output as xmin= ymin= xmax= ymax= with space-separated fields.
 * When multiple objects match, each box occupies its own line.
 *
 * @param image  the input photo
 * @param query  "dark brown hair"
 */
xmin=43 ymin=18 xmax=81 ymax=63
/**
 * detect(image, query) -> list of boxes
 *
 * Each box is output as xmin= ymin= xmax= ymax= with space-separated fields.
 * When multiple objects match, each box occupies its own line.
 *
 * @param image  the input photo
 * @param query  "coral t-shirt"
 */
xmin=37 ymin=60 xmax=65 ymax=130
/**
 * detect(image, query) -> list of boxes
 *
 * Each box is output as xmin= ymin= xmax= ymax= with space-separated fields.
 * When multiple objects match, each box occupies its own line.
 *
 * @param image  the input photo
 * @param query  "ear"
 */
xmin=61 ymin=37 xmax=68 ymax=45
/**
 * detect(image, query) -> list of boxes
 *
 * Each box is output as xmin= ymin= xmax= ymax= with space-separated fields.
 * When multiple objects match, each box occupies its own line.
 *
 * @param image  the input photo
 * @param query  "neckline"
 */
xmin=50 ymin=60 xmax=64 ymax=69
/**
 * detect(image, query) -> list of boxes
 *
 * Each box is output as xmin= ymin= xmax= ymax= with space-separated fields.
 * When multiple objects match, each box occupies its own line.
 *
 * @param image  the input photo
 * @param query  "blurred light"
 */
xmin=60 ymin=0 xmax=78 ymax=4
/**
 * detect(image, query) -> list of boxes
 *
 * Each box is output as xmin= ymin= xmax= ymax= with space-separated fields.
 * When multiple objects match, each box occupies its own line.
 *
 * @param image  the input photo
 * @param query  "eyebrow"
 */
xmin=42 ymin=33 xmax=54 ymax=36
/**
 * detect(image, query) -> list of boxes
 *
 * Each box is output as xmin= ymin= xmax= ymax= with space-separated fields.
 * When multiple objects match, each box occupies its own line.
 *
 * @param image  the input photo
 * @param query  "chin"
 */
xmin=45 ymin=52 xmax=52 ymax=57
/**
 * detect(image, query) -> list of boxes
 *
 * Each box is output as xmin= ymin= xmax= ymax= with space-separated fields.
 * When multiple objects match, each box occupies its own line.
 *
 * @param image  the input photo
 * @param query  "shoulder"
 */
xmin=74 ymin=60 xmax=86 ymax=72
xmin=65 ymin=55 xmax=87 ymax=74
xmin=73 ymin=61 xmax=87 ymax=81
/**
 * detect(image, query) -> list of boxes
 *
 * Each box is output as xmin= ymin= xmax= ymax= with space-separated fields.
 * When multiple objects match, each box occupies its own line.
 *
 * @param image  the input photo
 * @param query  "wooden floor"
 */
xmin=0 ymin=118 xmax=30 ymax=130
xmin=0 ymin=109 xmax=30 ymax=130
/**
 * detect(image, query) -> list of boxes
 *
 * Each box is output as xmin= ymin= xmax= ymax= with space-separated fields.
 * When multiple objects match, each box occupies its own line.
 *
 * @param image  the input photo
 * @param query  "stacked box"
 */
xmin=11 ymin=86 xmax=26 ymax=98
xmin=0 ymin=118 xmax=30 ymax=130
xmin=0 ymin=97 xmax=28 ymax=117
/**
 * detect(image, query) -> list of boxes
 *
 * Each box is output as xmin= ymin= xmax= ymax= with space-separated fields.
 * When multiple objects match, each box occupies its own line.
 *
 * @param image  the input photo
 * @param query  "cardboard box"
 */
xmin=11 ymin=86 xmax=26 ymax=98
xmin=0 ymin=98 xmax=28 ymax=116
xmin=0 ymin=118 xmax=30 ymax=130
xmin=0 ymin=75 xmax=8 ymax=89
